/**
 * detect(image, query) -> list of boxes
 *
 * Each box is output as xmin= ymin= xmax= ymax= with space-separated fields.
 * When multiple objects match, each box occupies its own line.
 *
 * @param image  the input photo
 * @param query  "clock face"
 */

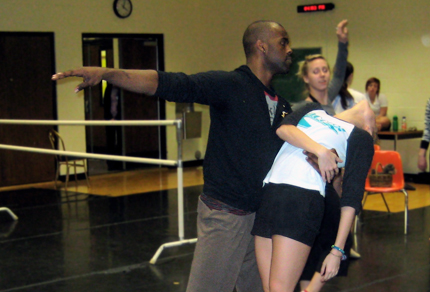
xmin=114 ymin=0 xmax=133 ymax=18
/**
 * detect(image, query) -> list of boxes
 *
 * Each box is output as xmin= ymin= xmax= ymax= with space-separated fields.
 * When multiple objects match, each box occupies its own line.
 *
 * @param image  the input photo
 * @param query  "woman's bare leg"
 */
xmin=300 ymin=280 xmax=310 ymax=291
xmin=376 ymin=116 xmax=391 ymax=131
xmin=270 ymin=235 xmax=311 ymax=292
xmin=255 ymin=236 xmax=273 ymax=292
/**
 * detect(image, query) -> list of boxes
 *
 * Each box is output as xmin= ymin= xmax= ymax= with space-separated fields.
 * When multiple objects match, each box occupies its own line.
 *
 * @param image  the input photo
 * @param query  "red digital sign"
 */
xmin=297 ymin=3 xmax=335 ymax=13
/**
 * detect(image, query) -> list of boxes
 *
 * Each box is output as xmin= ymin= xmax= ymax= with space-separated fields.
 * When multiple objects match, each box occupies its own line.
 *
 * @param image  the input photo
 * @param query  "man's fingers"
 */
xmin=63 ymin=69 xmax=83 ymax=78
xmin=76 ymin=82 xmax=89 ymax=92
xmin=52 ymin=70 xmax=80 ymax=80
xmin=52 ymin=72 xmax=64 ymax=80
xmin=334 ymin=167 xmax=339 ymax=175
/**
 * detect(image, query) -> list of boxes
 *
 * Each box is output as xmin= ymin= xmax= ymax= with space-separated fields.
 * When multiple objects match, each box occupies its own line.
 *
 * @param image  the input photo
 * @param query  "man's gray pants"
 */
xmin=186 ymin=197 xmax=263 ymax=292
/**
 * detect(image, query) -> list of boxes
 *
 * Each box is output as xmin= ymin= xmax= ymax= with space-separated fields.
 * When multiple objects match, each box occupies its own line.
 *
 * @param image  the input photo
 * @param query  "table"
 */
xmin=377 ymin=130 xmax=423 ymax=190
xmin=377 ymin=130 xmax=423 ymax=151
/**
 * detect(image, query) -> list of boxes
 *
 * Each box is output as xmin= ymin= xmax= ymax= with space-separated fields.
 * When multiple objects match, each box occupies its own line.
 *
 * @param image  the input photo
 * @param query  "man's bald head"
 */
xmin=242 ymin=20 xmax=285 ymax=59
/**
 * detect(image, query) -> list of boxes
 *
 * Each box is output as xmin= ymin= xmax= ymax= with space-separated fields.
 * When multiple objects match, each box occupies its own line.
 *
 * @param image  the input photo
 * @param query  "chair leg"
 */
xmin=82 ymin=159 xmax=90 ymax=188
xmin=355 ymin=192 xmax=368 ymax=235
xmin=54 ymin=163 xmax=60 ymax=190
xmin=380 ymin=193 xmax=391 ymax=213
xmin=65 ymin=165 xmax=70 ymax=191
xmin=73 ymin=162 xmax=78 ymax=188
xmin=362 ymin=192 xmax=369 ymax=208
xmin=402 ymin=189 xmax=409 ymax=235
xmin=353 ymin=214 xmax=359 ymax=234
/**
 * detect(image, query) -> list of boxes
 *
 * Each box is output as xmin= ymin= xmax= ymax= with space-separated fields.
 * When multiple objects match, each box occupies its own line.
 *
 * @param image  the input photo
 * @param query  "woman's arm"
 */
xmin=378 ymin=106 xmax=388 ymax=117
xmin=320 ymin=206 xmax=355 ymax=281
xmin=418 ymin=98 xmax=430 ymax=171
xmin=418 ymin=148 xmax=428 ymax=172
xmin=276 ymin=124 xmax=342 ymax=182
xmin=328 ymin=20 xmax=349 ymax=102
xmin=328 ymin=43 xmax=348 ymax=102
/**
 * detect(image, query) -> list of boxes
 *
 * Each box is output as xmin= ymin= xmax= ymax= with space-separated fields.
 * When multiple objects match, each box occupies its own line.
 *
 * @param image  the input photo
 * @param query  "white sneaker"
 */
xmin=350 ymin=248 xmax=361 ymax=259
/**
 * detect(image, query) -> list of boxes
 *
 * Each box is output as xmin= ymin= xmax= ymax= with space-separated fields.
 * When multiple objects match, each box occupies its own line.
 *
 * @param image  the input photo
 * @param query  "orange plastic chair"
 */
xmin=359 ymin=150 xmax=408 ymax=234
xmin=374 ymin=144 xmax=381 ymax=151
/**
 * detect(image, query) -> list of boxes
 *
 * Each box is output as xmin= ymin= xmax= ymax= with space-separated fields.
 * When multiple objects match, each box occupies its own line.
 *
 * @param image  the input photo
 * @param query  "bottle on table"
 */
xmin=392 ymin=115 xmax=398 ymax=132
xmin=401 ymin=116 xmax=407 ymax=132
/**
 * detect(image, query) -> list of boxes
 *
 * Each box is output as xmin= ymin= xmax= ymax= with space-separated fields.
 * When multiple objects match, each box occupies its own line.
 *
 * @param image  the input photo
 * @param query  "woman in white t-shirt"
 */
xmin=252 ymin=101 xmax=375 ymax=292
xmin=364 ymin=77 xmax=391 ymax=131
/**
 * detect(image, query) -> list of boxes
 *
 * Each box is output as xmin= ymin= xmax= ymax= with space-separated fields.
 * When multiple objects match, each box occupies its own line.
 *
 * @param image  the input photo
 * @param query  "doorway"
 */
xmin=82 ymin=34 xmax=166 ymax=175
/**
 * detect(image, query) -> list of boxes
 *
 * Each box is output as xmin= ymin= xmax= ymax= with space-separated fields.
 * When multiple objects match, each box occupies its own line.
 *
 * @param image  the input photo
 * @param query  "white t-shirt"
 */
xmin=365 ymin=93 xmax=388 ymax=116
xmin=331 ymin=88 xmax=366 ymax=114
xmin=263 ymin=109 xmax=354 ymax=196
xmin=349 ymin=88 xmax=366 ymax=103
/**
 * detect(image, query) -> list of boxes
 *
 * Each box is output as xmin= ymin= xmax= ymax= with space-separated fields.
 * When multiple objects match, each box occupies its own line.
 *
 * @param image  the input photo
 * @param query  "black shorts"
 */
xmin=300 ymin=183 xmax=352 ymax=280
xmin=252 ymin=183 xmax=325 ymax=246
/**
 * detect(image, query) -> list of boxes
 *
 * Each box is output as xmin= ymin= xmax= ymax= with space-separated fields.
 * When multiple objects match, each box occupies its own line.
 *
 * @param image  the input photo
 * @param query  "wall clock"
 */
xmin=113 ymin=0 xmax=133 ymax=19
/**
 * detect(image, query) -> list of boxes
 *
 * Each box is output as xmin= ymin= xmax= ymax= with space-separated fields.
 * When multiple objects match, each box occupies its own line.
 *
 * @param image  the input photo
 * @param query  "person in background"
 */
xmin=294 ymin=20 xmax=349 ymax=116
xmin=330 ymin=61 xmax=366 ymax=259
xmin=418 ymin=97 xmax=430 ymax=172
xmin=364 ymin=77 xmax=391 ymax=131
xmin=293 ymin=18 xmax=349 ymax=198
xmin=294 ymin=21 xmax=373 ymax=292
xmin=332 ymin=62 xmax=366 ymax=114
xmin=294 ymin=22 xmax=348 ymax=194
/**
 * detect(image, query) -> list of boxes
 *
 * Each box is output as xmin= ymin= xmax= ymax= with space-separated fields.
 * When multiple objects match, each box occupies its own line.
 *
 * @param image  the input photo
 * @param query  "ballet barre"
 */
xmin=0 ymin=118 xmax=197 ymax=264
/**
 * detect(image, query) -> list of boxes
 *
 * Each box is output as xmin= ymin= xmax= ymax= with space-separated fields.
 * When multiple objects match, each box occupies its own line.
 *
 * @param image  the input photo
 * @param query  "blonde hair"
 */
xmin=296 ymin=54 xmax=330 ymax=96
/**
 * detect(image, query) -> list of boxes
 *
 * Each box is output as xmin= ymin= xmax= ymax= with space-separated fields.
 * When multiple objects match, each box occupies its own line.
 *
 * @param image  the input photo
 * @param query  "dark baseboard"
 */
xmin=60 ymin=160 xmax=203 ymax=180
xmin=405 ymin=172 xmax=430 ymax=185
xmin=183 ymin=160 xmax=204 ymax=168
xmin=58 ymin=173 xmax=88 ymax=182
xmin=167 ymin=159 xmax=204 ymax=169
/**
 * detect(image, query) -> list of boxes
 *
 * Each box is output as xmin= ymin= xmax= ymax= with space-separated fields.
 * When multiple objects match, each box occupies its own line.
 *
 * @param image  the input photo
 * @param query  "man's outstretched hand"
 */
xmin=52 ymin=67 xmax=107 ymax=92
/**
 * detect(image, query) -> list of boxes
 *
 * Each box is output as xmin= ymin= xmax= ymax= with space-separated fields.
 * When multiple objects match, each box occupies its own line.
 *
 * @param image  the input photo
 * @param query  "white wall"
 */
xmin=1 ymin=0 xmax=429 ymax=173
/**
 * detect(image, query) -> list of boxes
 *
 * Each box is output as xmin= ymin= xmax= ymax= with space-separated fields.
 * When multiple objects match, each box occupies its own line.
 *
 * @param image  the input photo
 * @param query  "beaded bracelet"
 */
xmin=331 ymin=245 xmax=345 ymax=254
xmin=331 ymin=245 xmax=347 ymax=260
xmin=329 ymin=251 xmax=342 ymax=258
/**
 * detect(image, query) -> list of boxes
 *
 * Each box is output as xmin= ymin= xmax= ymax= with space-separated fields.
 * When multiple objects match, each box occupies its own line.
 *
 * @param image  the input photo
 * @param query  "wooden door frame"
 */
xmin=81 ymin=33 xmax=166 ymax=163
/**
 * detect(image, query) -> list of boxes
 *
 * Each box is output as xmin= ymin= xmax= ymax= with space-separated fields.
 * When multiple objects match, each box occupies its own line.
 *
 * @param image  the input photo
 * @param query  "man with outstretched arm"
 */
xmin=52 ymin=20 xmax=346 ymax=292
